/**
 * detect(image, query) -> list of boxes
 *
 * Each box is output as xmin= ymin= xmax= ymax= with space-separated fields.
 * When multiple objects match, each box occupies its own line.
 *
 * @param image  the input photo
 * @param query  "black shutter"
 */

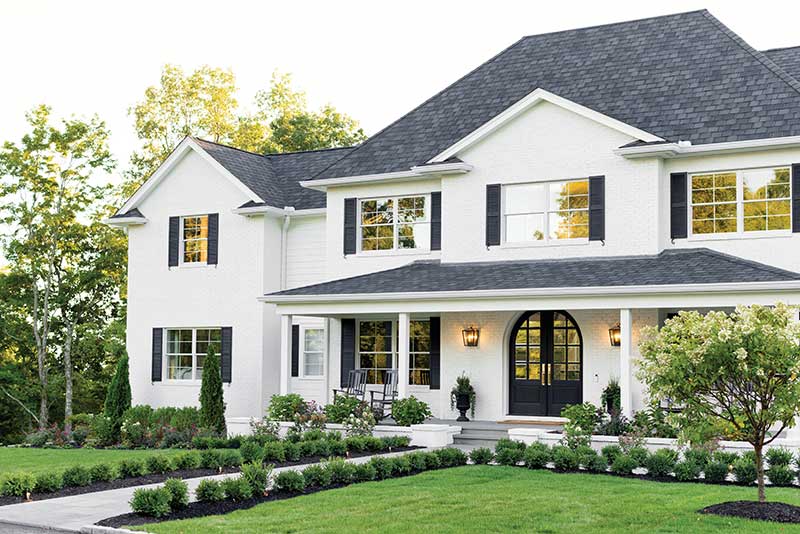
xmin=151 ymin=328 xmax=163 ymax=382
xmin=429 ymin=317 xmax=440 ymax=389
xmin=383 ymin=321 xmax=393 ymax=369
xmin=291 ymin=325 xmax=300 ymax=377
xmin=168 ymin=217 xmax=180 ymax=267
xmin=221 ymin=327 xmax=232 ymax=383
xmin=792 ymin=164 xmax=800 ymax=232
xmin=340 ymin=319 xmax=356 ymax=387
xmin=670 ymin=172 xmax=688 ymax=239
xmin=431 ymin=192 xmax=442 ymax=251
xmin=588 ymin=175 xmax=605 ymax=241
xmin=343 ymin=198 xmax=357 ymax=255
xmin=486 ymin=184 xmax=501 ymax=246
xmin=207 ymin=213 xmax=219 ymax=265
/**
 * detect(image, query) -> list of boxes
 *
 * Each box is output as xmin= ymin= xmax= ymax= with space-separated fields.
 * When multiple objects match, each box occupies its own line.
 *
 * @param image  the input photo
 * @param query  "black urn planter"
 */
xmin=455 ymin=393 xmax=471 ymax=422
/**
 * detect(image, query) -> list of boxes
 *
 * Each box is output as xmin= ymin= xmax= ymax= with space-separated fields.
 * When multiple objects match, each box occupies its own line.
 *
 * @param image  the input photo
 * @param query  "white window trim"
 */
xmin=687 ymin=166 xmax=793 ymax=241
xmin=299 ymin=325 xmax=326 ymax=380
xmin=501 ymin=178 xmax=590 ymax=246
xmin=355 ymin=318 xmax=432 ymax=387
xmin=163 ymin=327 xmax=221 ymax=384
xmin=356 ymin=194 xmax=431 ymax=255
xmin=179 ymin=214 xmax=210 ymax=267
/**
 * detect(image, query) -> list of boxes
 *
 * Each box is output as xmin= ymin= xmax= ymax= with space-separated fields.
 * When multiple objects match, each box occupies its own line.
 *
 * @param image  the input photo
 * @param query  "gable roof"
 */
xmin=266 ymin=249 xmax=800 ymax=300
xmin=313 ymin=10 xmax=800 ymax=180
xmin=763 ymin=46 xmax=800 ymax=82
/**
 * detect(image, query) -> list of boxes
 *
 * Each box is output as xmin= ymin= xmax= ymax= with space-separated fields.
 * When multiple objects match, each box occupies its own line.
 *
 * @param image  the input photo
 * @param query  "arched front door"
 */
xmin=509 ymin=311 xmax=583 ymax=416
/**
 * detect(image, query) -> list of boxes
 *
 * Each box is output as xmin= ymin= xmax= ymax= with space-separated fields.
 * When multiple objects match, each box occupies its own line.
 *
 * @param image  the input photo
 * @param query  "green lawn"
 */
xmin=0 ymin=447 xmax=183 ymax=476
xmin=136 ymin=466 xmax=800 ymax=534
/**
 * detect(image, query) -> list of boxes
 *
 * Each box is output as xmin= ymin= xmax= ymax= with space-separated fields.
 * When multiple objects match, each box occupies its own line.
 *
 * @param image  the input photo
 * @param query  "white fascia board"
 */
xmin=118 ymin=137 xmax=263 ymax=214
xmin=232 ymin=205 xmax=326 ymax=218
xmin=299 ymin=163 xmax=473 ymax=192
xmin=615 ymin=135 xmax=800 ymax=159
xmin=427 ymin=88 xmax=664 ymax=163
xmin=103 ymin=216 xmax=148 ymax=227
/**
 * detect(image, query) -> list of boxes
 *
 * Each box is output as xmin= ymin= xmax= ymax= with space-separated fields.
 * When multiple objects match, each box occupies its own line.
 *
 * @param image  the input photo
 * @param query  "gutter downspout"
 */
xmin=280 ymin=207 xmax=294 ymax=290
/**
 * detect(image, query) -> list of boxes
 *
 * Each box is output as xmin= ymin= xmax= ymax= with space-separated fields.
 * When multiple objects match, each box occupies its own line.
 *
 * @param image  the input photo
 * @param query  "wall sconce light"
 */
xmin=462 ymin=326 xmax=480 ymax=347
xmin=609 ymin=323 xmax=621 ymax=347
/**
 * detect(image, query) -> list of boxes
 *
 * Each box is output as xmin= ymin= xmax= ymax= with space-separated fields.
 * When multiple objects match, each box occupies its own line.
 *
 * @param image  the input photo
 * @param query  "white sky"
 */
xmin=0 ymin=0 xmax=799 ymax=269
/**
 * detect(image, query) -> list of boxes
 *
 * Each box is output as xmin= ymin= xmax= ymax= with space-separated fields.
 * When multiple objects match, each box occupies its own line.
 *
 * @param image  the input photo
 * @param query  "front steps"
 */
xmin=452 ymin=424 xmax=510 ymax=448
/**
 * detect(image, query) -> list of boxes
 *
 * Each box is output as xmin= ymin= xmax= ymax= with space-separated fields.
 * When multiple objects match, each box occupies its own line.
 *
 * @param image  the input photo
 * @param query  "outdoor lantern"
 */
xmin=462 ymin=326 xmax=480 ymax=347
xmin=609 ymin=323 xmax=621 ymax=347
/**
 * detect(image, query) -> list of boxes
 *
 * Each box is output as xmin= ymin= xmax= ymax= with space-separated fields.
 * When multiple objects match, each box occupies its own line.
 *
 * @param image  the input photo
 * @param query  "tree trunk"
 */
xmin=755 ymin=445 xmax=766 ymax=503
xmin=63 ymin=319 xmax=75 ymax=433
xmin=37 ymin=346 xmax=48 ymax=430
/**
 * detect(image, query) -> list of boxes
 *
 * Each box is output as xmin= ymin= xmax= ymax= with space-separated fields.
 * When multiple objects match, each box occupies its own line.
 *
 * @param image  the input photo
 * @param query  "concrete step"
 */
xmin=452 ymin=437 xmax=502 ymax=448
xmin=458 ymin=429 xmax=509 ymax=440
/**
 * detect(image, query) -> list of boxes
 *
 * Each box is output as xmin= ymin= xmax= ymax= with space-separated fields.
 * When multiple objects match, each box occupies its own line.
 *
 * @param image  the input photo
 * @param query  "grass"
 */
xmin=0 ymin=447 xmax=183 ymax=476
xmin=133 ymin=466 xmax=800 ymax=534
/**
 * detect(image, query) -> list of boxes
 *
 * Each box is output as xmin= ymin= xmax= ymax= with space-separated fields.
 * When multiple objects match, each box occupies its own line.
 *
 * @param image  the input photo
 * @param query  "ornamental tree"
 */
xmin=638 ymin=303 xmax=800 ymax=502
xmin=103 ymin=350 xmax=131 ymax=435
xmin=199 ymin=348 xmax=226 ymax=436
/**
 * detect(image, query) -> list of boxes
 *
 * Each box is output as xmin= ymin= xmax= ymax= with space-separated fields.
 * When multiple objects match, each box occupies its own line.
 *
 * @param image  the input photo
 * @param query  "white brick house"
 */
xmin=109 ymin=10 xmax=800 ymax=424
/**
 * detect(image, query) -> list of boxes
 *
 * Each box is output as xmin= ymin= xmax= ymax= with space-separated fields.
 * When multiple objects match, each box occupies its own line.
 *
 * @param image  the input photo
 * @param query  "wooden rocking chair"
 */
xmin=333 ymin=369 xmax=367 ymax=402
xmin=370 ymin=369 xmax=399 ymax=421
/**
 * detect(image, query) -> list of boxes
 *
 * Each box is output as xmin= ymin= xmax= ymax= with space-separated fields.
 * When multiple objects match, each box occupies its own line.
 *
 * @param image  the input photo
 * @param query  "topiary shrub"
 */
xmin=220 ymin=449 xmax=242 ymax=468
xmin=601 ymin=445 xmax=623 ymax=465
xmin=195 ymin=479 xmax=225 ymax=502
xmin=435 ymin=447 xmax=468 ymax=467
xmin=146 ymin=454 xmax=174 ymax=475
xmin=199 ymin=349 xmax=226 ymax=436
xmin=34 ymin=471 xmax=63 ymax=493
xmin=712 ymin=451 xmax=738 ymax=466
xmin=370 ymin=457 xmax=393 ymax=480
xmin=551 ymin=446 xmax=579 ymax=471
xmin=674 ymin=460 xmax=701 ymax=482
xmin=325 ymin=458 xmax=357 ymax=484
xmin=363 ymin=436 xmax=383 ymax=452
xmin=391 ymin=396 xmax=432 ymax=426
xmin=174 ymin=450 xmax=201 ymax=470
xmin=574 ymin=446 xmax=598 ymax=468
xmin=523 ymin=443 xmax=551 ymax=469
xmin=390 ymin=456 xmax=412 ymax=476
xmin=585 ymin=453 xmax=608 ymax=473
xmin=130 ymin=487 xmax=171 ymax=518
xmin=469 ymin=447 xmax=494 ymax=465
xmin=200 ymin=449 xmax=223 ymax=470
xmin=119 ymin=458 xmax=147 ymax=478
xmin=240 ymin=441 xmax=264 ymax=464
xmin=407 ymin=451 xmax=429 ymax=471
xmin=62 ymin=465 xmax=92 ymax=487
xmin=302 ymin=464 xmax=332 ymax=488
xmin=328 ymin=440 xmax=347 ymax=457
xmin=163 ymin=478 xmax=189 ymax=509
xmin=89 ymin=463 xmax=116 ymax=483
xmin=240 ymin=462 xmax=272 ymax=495
xmin=766 ymin=447 xmax=794 ymax=468
xmin=733 ymin=457 xmax=757 ymax=485
xmin=262 ymin=441 xmax=286 ymax=463
xmin=283 ymin=441 xmax=300 ymax=462
xmin=495 ymin=438 xmax=526 ymax=454
xmin=423 ymin=451 xmax=441 ymax=470
xmin=610 ymin=454 xmax=637 ymax=475
xmin=626 ymin=446 xmax=649 ymax=468
xmin=768 ymin=465 xmax=795 ymax=487
xmin=103 ymin=351 xmax=132 ymax=441
xmin=222 ymin=477 xmax=253 ymax=501
xmin=2 ymin=472 xmax=35 ymax=497
xmin=353 ymin=462 xmax=377 ymax=482
xmin=684 ymin=449 xmax=711 ymax=471
xmin=703 ymin=461 xmax=730 ymax=483
xmin=645 ymin=449 xmax=677 ymax=478
xmin=274 ymin=470 xmax=305 ymax=493
xmin=495 ymin=447 xmax=523 ymax=467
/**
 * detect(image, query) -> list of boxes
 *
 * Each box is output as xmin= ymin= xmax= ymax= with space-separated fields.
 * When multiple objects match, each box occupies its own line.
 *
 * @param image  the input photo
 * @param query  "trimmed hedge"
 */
xmin=130 ymin=487 xmax=171 ymax=518
xmin=274 ymin=470 xmax=305 ymax=493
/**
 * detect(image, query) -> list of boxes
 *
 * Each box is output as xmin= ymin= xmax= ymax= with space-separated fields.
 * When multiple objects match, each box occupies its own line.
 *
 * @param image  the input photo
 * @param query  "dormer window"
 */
xmin=359 ymin=195 xmax=430 ymax=252
xmin=182 ymin=215 xmax=209 ymax=264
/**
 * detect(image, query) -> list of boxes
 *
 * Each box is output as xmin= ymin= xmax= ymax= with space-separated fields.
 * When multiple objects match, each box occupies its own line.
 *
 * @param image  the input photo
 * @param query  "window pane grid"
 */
xmin=165 ymin=327 xmax=221 ymax=381
xmin=182 ymin=215 xmax=209 ymax=263
xmin=357 ymin=320 xmax=432 ymax=386
xmin=303 ymin=328 xmax=325 ymax=377
xmin=504 ymin=180 xmax=589 ymax=243
xmin=359 ymin=196 xmax=429 ymax=252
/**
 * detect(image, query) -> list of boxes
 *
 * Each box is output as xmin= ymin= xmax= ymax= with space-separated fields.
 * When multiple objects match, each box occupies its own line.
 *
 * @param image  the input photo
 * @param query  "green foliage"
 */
xmin=103 ymin=353 xmax=131 ymax=437
xmin=407 ymin=451 xmax=429 ymax=471
xmin=199 ymin=349 xmax=226 ymax=436
xmin=766 ymin=447 xmax=793 ymax=468
xmin=645 ymin=449 xmax=677 ymax=478
xmin=220 ymin=449 xmax=242 ymax=468
xmin=495 ymin=447 xmax=523 ymax=467
xmin=732 ymin=457 xmax=758 ymax=485
xmin=325 ymin=458 xmax=357 ymax=484
xmin=674 ymin=461 xmax=701 ymax=482
xmin=302 ymin=464 xmax=331 ymax=488
xmin=703 ymin=461 xmax=730 ymax=483
xmin=684 ymin=449 xmax=711 ymax=470
xmin=130 ymin=487 xmax=171 ymax=518
xmin=610 ymin=454 xmax=638 ymax=475
xmin=2 ymin=472 xmax=35 ymax=496
xmin=222 ymin=477 xmax=253 ymax=501
xmin=324 ymin=396 xmax=363 ymax=424
xmin=575 ymin=446 xmax=598 ymax=467
xmin=118 ymin=458 xmax=147 ymax=478
xmin=523 ymin=443 xmax=551 ymax=469
xmin=274 ymin=470 xmax=305 ymax=493
xmin=240 ymin=441 xmax=264 ymax=464
xmin=768 ymin=465 xmax=795 ymax=486
xmin=200 ymin=449 xmax=223 ymax=470
xmin=89 ymin=463 xmax=116 ymax=482
xmin=195 ymin=479 xmax=225 ymax=502
xmin=450 ymin=373 xmax=476 ymax=417
xmin=469 ymin=447 xmax=495 ymax=465
xmin=369 ymin=457 xmax=393 ymax=480
xmin=551 ymin=446 xmax=579 ymax=471
xmin=391 ymin=396 xmax=432 ymax=426
xmin=62 ymin=465 xmax=91 ymax=487
xmin=174 ymin=450 xmax=201 ymax=470
xmin=353 ymin=462 xmax=376 ymax=482
xmin=423 ymin=452 xmax=441 ymax=470
xmin=585 ymin=453 xmax=608 ymax=473
xmin=495 ymin=438 xmax=526 ymax=454
xmin=561 ymin=403 xmax=599 ymax=434
xmin=240 ymin=462 xmax=272 ymax=495
xmin=268 ymin=394 xmax=306 ymax=421
xmin=600 ymin=379 xmax=621 ymax=413
xmin=712 ymin=451 xmax=738 ymax=466
xmin=627 ymin=446 xmax=649 ymax=468
xmin=34 ymin=471 xmax=63 ymax=493
xmin=146 ymin=454 xmax=174 ymax=475
xmin=262 ymin=441 xmax=286 ymax=463
xmin=601 ymin=445 xmax=623 ymax=465
xmin=283 ymin=441 xmax=300 ymax=462
xmin=435 ymin=447 xmax=468 ymax=467
xmin=390 ymin=455 xmax=412 ymax=476
xmin=90 ymin=415 xmax=117 ymax=448
xmin=163 ymin=478 xmax=189 ymax=509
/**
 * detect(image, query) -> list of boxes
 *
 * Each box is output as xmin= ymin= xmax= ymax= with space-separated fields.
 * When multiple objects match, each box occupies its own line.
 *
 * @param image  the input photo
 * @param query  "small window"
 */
xmin=504 ymin=179 xmax=589 ymax=243
xmin=409 ymin=320 xmax=431 ymax=386
xmin=166 ymin=327 xmax=221 ymax=381
xmin=359 ymin=195 xmax=430 ymax=252
xmin=302 ymin=328 xmax=325 ymax=377
xmin=358 ymin=321 xmax=392 ymax=384
xmin=181 ymin=215 xmax=209 ymax=264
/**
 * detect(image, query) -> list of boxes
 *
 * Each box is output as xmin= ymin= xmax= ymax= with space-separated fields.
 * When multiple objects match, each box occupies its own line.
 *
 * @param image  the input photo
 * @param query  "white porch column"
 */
xmin=619 ymin=308 xmax=633 ymax=417
xmin=397 ymin=312 xmax=410 ymax=399
xmin=279 ymin=314 xmax=293 ymax=395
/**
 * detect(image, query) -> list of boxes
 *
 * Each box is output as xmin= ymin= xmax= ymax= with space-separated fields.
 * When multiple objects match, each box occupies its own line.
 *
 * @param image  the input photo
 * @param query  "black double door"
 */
xmin=509 ymin=311 xmax=583 ymax=416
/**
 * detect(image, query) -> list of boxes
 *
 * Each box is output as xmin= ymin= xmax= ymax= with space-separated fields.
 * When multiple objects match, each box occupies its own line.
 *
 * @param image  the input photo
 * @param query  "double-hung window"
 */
xmin=166 ymin=328 xmax=221 ymax=380
xmin=357 ymin=319 xmax=431 ymax=385
xmin=359 ymin=195 xmax=430 ymax=252
xmin=690 ymin=166 xmax=791 ymax=236
xmin=302 ymin=328 xmax=325 ymax=377
xmin=409 ymin=321 xmax=431 ymax=386
xmin=504 ymin=179 xmax=589 ymax=243
xmin=181 ymin=215 xmax=209 ymax=264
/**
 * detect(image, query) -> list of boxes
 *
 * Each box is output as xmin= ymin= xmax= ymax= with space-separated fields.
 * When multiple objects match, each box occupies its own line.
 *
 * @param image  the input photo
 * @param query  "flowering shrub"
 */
xmin=343 ymin=403 xmax=376 ymax=437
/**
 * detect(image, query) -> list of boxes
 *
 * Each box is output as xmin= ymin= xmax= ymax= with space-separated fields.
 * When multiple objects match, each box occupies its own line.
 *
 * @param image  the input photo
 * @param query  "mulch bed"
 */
xmin=700 ymin=501 xmax=800 ymax=523
xmin=0 ymin=447 xmax=417 ymax=507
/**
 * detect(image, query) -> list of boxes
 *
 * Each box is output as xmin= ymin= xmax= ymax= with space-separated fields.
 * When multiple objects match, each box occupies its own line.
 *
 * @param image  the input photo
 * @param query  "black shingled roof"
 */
xmin=313 ymin=10 xmax=800 ymax=180
xmin=268 ymin=249 xmax=800 ymax=298
xmin=763 ymin=46 xmax=800 ymax=83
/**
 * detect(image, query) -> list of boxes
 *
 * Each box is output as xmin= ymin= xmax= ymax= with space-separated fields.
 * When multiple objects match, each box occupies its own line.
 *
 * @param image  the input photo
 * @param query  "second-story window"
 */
xmin=359 ymin=195 xmax=430 ymax=252
xmin=690 ymin=166 xmax=791 ymax=236
xmin=504 ymin=179 xmax=589 ymax=243
xmin=182 ymin=215 xmax=208 ymax=264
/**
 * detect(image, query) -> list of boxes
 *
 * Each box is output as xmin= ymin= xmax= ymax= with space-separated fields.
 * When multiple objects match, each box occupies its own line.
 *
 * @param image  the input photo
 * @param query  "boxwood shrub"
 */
xmin=240 ymin=462 xmax=272 ymax=495
xmin=495 ymin=438 xmax=526 ymax=453
xmin=326 ymin=458 xmax=357 ymax=483
xmin=220 ymin=449 xmax=243 ymax=468
xmin=390 ymin=456 xmax=412 ymax=476
xmin=523 ymin=443 xmax=551 ymax=469
xmin=240 ymin=441 xmax=264 ymax=464
xmin=469 ymin=447 xmax=494 ymax=465
xmin=200 ymin=449 xmax=223 ymax=470
xmin=601 ymin=445 xmax=623 ymax=465
xmin=302 ymin=464 xmax=332 ymax=487
xmin=407 ymin=451 xmax=429 ymax=471
xmin=712 ymin=451 xmax=738 ymax=466
xmin=274 ymin=470 xmax=305 ymax=493
xmin=222 ymin=477 xmax=253 ymax=501
xmin=62 ymin=465 xmax=92 ymax=487
xmin=551 ymin=446 xmax=579 ymax=471
xmin=423 ymin=452 xmax=441 ymax=470
xmin=584 ymin=453 xmax=608 ymax=473
xmin=768 ymin=465 xmax=795 ymax=487
xmin=146 ymin=454 xmax=174 ymax=475
xmin=163 ymin=478 xmax=189 ymax=509
xmin=766 ymin=447 xmax=793 ymax=468
xmin=283 ymin=441 xmax=301 ymax=462
xmin=733 ymin=457 xmax=757 ymax=485
xmin=610 ymin=454 xmax=637 ymax=475
xmin=2 ymin=472 xmax=35 ymax=496
xmin=89 ymin=463 xmax=116 ymax=482
xmin=130 ymin=487 xmax=171 ymax=518
xmin=174 ymin=450 xmax=201 ymax=470
xmin=703 ymin=461 xmax=729 ymax=483
xmin=353 ymin=462 xmax=377 ymax=482
xmin=495 ymin=447 xmax=523 ymax=467
xmin=435 ymin=447 xmax=468 ymax=467
xmin=674 ymin=460 xmax=701 ymax=482
xmin=626 ymin=446 xmax=649 ymax=468
xmin=645 ymin=449 xmax=677 ymax=478
xmin=262 ymin=441 xmax=286 ymax=463
xmin=119 ymin=458 xmax=147 ymax=478
xmin=328 ymin=440 xmax=347 ymax=457
xmin=34 ymin=471 xmax=63 ymax=493
xmin=369 ymin=457 xmax=393 ymax=480
xmin=684 ymin=449 xmax=710 ymax=470
xmin=195 ymin=479 xmax=225 ymax=502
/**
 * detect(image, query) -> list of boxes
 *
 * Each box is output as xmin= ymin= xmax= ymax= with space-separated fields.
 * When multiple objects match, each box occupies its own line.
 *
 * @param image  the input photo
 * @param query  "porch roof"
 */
xmin=265 ymin=249 xmax=800 ymax=302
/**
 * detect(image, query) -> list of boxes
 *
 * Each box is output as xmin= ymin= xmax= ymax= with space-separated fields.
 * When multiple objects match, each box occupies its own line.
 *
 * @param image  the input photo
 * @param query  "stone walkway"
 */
xmin=0 ymin=449 xmax=432 ymax=533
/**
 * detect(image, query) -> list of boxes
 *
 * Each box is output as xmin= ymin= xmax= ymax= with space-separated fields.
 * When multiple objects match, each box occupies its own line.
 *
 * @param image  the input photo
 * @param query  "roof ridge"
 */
xmin=308 ymin=35 xmax=531 ymax=180
xmin=763 ymin=45 xmax=800 ymax=53
xmin=701 ymin=11 xmax=800 ymax=97
xmin=192 ymin=137 xmax=269 ymax=159
xmin=694 ymin=248 xmax=800 ymax=279
xmin=266 ymin=145 xmax=356 ymax=157
xmin=519 ymin=9 xmax=708 ymax=40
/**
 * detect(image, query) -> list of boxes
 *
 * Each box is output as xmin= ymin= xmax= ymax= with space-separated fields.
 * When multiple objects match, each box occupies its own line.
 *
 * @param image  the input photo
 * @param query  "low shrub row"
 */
xmin=472 ymin=440 xmax=800 ymax=487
